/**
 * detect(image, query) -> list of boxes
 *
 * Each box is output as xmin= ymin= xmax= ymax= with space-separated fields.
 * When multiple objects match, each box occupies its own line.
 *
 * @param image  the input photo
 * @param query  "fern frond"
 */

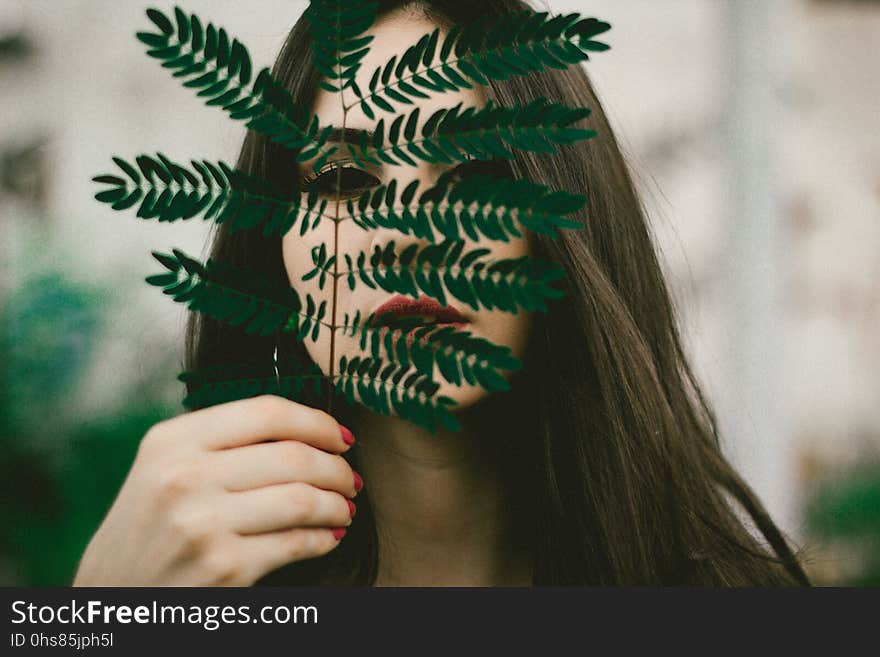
xmin=304 ymin=0 xmax=379 ymax=94
xmin=178 ymin=355 xmax=324 ymax=409
xmin=102 ymin=4 xmax=612 ymax=434
xmin=340 ymin=313 xmax=521 ymax=391
xmin=343 ymin=174 xmax=586 ymax=243
xmin=92 ymin=154 xmax=327 ymax=237
xmin=322 ymin=305 xmax=521 ymax=392
xmin=137 ymin=6 xmax=333 ymax=160
xmin=180 ymin=350 xmax=459 ymax=433
xmin=340 ymin=98 xmax=595 ymax=168
xmin=146 ymin=249 xmax=328 ymax=339
xmin=336 ymin=355 xmax=460 ymax=432
xmin=348 ymin=12 xmax=611 ymax=117
xmin=308 ymin=239 xmax=564 ymax=313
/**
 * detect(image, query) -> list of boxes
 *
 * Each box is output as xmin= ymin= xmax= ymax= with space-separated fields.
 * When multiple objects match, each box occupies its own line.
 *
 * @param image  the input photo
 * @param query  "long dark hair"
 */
xmin=184 ymin=0 xmax=810 ymax=585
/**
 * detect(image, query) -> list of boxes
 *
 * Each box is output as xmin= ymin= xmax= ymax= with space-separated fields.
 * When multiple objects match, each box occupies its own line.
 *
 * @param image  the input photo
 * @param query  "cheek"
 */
xmin=281 ymin=216 xmax=371 ymax=373
xmin=472 ymin=295 xmax=534 ymax=372
xmin=282 ymin=219 xmax=329 ymax=298
xmin=475 ymin=232 xmax=534 ymax=354
xmin=489 ymin=308 xmax=533 ymax=360
xmin=282 ymin=220 xmax=330 ymax=371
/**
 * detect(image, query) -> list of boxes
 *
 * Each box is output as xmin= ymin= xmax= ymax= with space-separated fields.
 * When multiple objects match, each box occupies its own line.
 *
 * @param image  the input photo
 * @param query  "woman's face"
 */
xmin=282 ymin=8 xmax=533 ymax=412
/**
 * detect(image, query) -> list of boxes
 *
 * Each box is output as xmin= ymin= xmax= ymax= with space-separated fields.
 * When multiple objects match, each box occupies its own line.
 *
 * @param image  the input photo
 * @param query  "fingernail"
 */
xmin=339 ymin=424 xmax=355 ymax=446
xmin=347 ymin=499 xmax=357 ymax=518
xmin=353 ymin=470 xmax=363 ymax=493
xmin=332 ymin=527 xmax=347 ymax=541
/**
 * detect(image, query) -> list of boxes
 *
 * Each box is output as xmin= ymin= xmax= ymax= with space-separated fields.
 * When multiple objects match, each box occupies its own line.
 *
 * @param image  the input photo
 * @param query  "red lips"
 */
xmin=369 ymin=295 xmax=470 ymax=348
xmin=371 ymin=295 xmax=469 ymax=327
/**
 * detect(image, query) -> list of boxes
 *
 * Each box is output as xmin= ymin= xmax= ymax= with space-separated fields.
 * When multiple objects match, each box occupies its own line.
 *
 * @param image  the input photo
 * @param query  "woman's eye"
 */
xmin=306 ymin=166 xmax=380 ymax=196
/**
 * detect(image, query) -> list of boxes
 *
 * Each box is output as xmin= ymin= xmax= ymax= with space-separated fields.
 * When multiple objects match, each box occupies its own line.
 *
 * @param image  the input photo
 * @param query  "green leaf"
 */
xmin=93 ymin=153 xmax=327 ymax=237
xmin=341 ymin=98 xmax=594 ymax=167
xmin=95 ymin=5 xmax=611 ymax=438
xmin=178 ymin=355 xmax=324 ymax=410
xmin=334 ymin=355 xmax=459 ymax=433
xmin=136 ymin=31 xmax=167 ymax=48
xmin=343 ymin=313 xmax=522 ymax=392
xmin=91 ymin=174 xmax=126 ymax=186
xmin=174 ymin=7 xmax=190 ymax=43
xmin=348 ymin=10 xmax=611 ymax=114
xmin=147 ymin=249 xmax=325 ymax=339
xmin=305 ymin=0 xmax=379 ymax=94
xmin=346 ymin=174 xmax=585 ymax=244
xmin=138 ymin=7 xmax=331 ymax=159
xmin=146 ymin=8 xmax=174 ymax=36
xmin=329 ymin=239 xmax=563 ymax=314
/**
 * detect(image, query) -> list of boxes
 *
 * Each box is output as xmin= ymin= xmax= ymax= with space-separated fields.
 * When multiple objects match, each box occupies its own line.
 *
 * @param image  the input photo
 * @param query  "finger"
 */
xmin=242 ymin=527 xmax=345 ymax=577
xmin=165 ymin=395 xmax=354 ymax=453
xmin=227 ymin=483 xmax=354 ymax=534
xmin=210 ymin=441 xmax=358 ymax=497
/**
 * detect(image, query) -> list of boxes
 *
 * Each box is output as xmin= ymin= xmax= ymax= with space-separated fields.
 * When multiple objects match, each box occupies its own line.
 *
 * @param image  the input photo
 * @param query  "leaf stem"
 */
xmin=326 ymin=23 xmax=347 ymax=416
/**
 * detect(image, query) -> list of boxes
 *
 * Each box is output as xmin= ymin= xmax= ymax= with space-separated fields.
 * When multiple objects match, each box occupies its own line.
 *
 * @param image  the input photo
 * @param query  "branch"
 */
xmin=305 ymin=0 xmax=379 ymax=94
xmin=347 ymin=12 xmax=611 ymax=117
xmin=340 ymin=99 xmax=596 ymax=168
xmin=147 ymin=249 xmax=329 ymax=339
xmin=344 ymin=173 xmax=586 ymax=243
xmin=93 ymin=153 xmax=328 ymax=237
xmin=137 ymin=7 xmax=333 ymax=160
xmin=308 ymin=239 xmax=566 ymax=313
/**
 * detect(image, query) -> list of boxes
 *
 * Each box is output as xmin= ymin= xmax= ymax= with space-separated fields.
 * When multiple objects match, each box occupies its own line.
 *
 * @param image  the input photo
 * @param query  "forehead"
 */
xmin=310 ymin=9 xmax=487 ymax=130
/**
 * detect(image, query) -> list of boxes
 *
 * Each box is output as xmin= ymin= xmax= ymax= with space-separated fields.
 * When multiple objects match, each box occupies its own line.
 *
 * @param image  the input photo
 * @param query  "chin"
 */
xmin=325 ymin=331 xmax=521 ymax=420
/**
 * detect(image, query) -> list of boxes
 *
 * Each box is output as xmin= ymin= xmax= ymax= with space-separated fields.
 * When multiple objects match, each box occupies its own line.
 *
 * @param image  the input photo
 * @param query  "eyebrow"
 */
xmin=325 ymin=127 xmax=375 ymax=145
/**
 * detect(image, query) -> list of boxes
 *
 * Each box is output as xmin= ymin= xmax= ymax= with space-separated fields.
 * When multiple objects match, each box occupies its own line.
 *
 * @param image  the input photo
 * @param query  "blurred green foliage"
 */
xmin=0 ymin=249 xmax=174 ymax=585
xmin=805 ymin=462 xmax=880 ymax=586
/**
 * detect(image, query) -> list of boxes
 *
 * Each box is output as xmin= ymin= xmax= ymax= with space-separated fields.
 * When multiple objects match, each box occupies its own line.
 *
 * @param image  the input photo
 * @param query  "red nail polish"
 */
xmin=339 ymin=424 xmax=355 ymax=446
xmin=352 ymin=470 xmax=363 ymax=493
xmin=347 ymin=499 xmax=357 ymax=518
xmin=332 ymin=527 xmax=347 ymax=541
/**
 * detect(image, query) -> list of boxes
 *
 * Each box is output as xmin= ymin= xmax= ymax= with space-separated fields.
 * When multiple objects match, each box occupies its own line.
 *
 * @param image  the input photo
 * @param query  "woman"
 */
xmin=74 ymin=0 xmax=810 ymax=586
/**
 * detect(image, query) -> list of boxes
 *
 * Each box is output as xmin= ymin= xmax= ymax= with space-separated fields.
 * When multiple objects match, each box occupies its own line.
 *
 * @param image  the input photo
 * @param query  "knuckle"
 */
xmin=201 ymin=546 xmax=242 ymax=585
xmin=167 ymin=506 xmax=213 ymax=550
xmin=156 ymin=462 xmax=202 ymax=500
xmin=140 ymin=421 xmax=171 ymax=454
xmin=287 ymin=530 xmax=326 ymax=562
xmin=303 ymin=406 xmax=335 ymax=433
xmin=316 ymin=530 xmax=337 ymax=555
xmin=337 ymin=493 xmax=353 ymax=522
xmin=282 ymin=441 xmax=312 ymax=470
xmin=282 ymin=533 xmax=307 ymax=562
xmin=253 ymin=394 xmax=291 ymax=426
xmin=332 ymin=493 xmax=352 ymax=526
xmin=332 ymin=454 xmax=352 ymax=478
xmin=251 ymin=396 xmax=336 ymax=444
xmin=287 ymin=483 xmax=315 ymax=520
xmin=332 ymin=456 xmax=355 ymax=494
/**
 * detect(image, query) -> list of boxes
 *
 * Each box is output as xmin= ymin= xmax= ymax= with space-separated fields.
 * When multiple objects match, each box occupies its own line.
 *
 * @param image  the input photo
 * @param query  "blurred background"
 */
xmin=1 ymin=0 xmax=877 ymax=585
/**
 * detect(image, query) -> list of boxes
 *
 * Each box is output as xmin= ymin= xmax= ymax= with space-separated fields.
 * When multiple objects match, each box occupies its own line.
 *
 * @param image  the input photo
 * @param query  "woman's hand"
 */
xmin=72 ymin=395 xmax=360 ymax=586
